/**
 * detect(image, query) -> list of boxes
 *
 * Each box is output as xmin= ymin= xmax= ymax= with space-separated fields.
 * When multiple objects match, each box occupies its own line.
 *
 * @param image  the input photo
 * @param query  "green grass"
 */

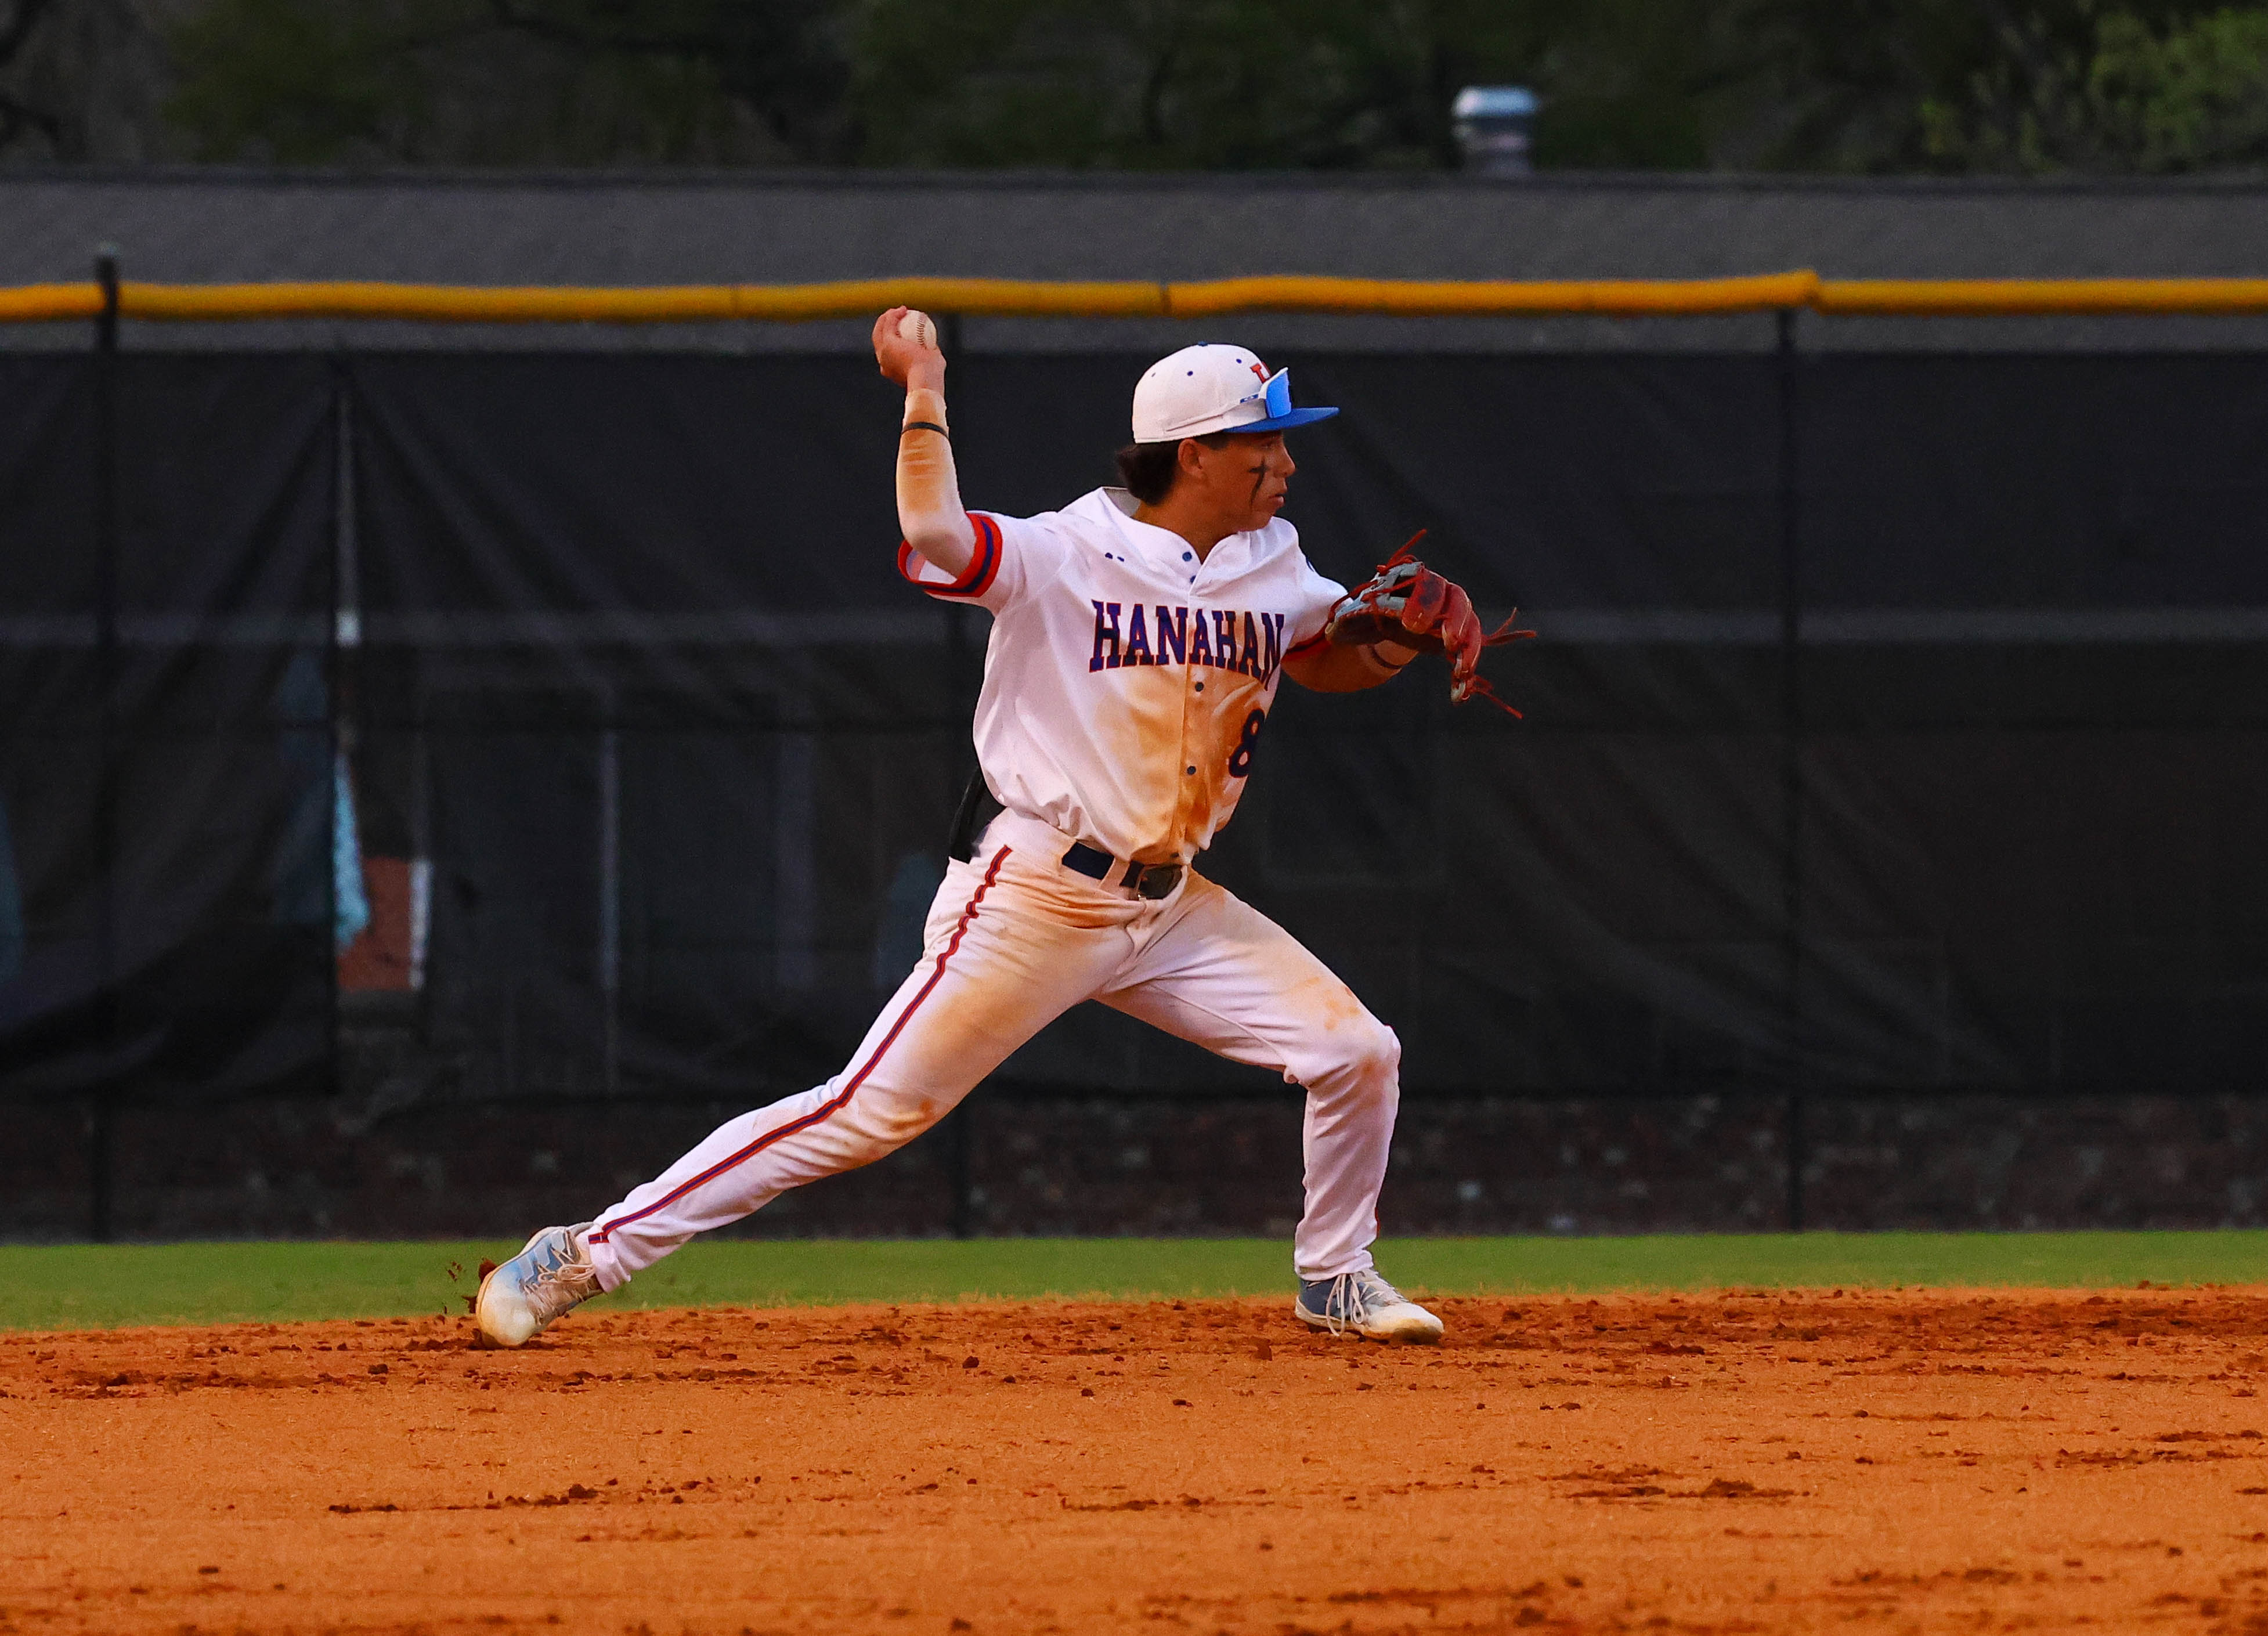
xmin=1 ymin=1230 xmax=2263 ymax=1332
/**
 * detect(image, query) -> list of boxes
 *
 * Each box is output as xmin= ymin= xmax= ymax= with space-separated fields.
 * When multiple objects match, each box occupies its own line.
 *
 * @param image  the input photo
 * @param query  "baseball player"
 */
xmin=477 ymin=310 xmax=1523 ymax=1349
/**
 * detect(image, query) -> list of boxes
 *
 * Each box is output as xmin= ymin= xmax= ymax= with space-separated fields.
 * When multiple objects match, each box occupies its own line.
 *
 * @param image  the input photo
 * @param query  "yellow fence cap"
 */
xmin=3 ymin=272 xmax=2268 ymax=324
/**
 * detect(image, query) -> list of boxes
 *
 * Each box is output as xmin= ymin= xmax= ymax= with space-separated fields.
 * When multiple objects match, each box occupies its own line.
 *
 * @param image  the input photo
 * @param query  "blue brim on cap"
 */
xmin=1243 ymin=405 xmax=1338 ymax=432
xmin=1238 ymin=369 xmax=1337 ymax=432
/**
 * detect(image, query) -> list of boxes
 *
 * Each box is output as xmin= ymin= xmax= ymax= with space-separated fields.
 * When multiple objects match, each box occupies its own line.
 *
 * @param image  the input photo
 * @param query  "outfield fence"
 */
xmin=6 ymin=264 xmax=2268 ymax=1240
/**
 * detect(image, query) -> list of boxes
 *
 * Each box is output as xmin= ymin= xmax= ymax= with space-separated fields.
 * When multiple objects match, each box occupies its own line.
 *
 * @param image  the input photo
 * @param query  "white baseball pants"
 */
xmin=583 ymin=809 xmax=1402 ymax=1290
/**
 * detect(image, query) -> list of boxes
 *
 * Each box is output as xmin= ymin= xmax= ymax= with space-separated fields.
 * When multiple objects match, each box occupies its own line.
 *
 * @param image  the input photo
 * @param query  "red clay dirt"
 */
xmin=5 ymin=1287 xmax=2268 ymax=1635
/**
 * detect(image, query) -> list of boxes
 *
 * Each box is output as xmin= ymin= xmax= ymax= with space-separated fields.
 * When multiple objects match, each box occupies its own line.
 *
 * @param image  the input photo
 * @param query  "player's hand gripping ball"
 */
xmin=1325 ymin=531 xmax=1537 ymax=714
xmin=872 ymin=305 xmax=944 ymax=386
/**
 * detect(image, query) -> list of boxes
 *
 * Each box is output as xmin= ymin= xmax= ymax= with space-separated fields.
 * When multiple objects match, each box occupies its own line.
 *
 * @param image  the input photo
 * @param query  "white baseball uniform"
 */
xmin=582 ymin=484 xmax=1410 ymax=1290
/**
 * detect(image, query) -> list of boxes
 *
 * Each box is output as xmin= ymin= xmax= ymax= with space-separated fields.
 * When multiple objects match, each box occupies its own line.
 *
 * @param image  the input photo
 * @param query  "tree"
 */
xmin=163 ymin=0 xmax=844 ymax=164
xmin=8 ymin=0 xmax=2268 ymax=173
xmin=0 ymin=0 xmax=185 ymax=161
xmin=847 ymin=0 xmax=1556 ymax=169
xmin=1918 ymin=3 xmax=2268 ymax=171
xmin=0 ymin=0 xmax=60 ymax=151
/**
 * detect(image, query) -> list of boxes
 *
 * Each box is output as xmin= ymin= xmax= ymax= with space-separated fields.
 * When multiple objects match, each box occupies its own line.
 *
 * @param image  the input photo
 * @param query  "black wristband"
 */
xmin=902 ymin=420 xmax=951 ymax=438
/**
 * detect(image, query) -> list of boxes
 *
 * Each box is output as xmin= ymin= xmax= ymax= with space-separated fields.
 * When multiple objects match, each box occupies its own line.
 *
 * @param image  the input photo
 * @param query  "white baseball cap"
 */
xmin=1131 ymin=343 xmax=1339 ymax=443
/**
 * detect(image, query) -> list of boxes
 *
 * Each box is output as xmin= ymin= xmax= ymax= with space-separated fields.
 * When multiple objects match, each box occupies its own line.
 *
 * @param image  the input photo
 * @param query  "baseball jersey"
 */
xmin=898 ymin=486 xmax=1347 ymax=866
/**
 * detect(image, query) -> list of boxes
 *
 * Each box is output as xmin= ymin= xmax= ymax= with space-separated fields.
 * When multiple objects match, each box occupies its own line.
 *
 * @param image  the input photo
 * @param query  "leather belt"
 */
xmin=1061 ymin=841 xmax=1184 ymax=900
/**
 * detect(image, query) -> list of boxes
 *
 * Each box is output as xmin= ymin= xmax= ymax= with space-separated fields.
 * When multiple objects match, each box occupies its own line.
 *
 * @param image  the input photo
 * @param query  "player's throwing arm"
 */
xmin=872 ymin=306 xmax=978 ymax=580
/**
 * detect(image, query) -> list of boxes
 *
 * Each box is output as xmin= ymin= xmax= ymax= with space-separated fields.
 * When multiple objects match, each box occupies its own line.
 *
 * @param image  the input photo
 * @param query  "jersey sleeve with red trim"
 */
xmin=1282 ymin=555 xmax=1350 ymax=660
xmin=897 ymin=511 xmax=1057 ymax=615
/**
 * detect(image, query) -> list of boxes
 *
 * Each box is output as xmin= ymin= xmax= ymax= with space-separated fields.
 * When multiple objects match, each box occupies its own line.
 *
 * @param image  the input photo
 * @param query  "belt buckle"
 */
xmin=1134 ymin=863 xmax=1182 ymax=900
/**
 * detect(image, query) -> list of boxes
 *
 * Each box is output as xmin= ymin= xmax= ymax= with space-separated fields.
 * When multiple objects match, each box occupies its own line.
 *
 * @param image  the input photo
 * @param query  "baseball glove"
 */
xmin=1324 ymin=531 xmax=1536 ymax=714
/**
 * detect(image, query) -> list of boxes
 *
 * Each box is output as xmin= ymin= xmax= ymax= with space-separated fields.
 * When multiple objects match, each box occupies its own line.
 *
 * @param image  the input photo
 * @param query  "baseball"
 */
xmin=897 ymin=308 xmax=937 ymax=350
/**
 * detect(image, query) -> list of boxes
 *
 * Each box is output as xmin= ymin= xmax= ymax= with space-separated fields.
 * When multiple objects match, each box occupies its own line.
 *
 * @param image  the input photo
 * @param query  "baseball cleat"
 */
xmin=1295 ymin=1269 xmax=1444 ymax=1344
xmin=475 ymin=1223 xmax=599 ymax=1348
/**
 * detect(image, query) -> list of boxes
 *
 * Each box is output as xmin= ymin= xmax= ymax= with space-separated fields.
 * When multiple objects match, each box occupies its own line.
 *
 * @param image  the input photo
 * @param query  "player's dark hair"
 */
xmin=1115 ymin=434 xmax=1231 ymax=505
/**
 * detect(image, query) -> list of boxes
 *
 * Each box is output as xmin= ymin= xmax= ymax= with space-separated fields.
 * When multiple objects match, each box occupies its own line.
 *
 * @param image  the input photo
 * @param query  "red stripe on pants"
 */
xmin=589 ymin=847 xmax=1012 ymax=1245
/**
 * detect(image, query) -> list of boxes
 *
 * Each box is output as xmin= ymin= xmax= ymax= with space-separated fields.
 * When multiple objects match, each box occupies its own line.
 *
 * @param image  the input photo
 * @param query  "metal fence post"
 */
xmin=598 ymin=717 xmax=620 ymax=1096
xmin=1775 ymin=306 xmax=1808 ymax=1234
xmin=88 ymin=246 xmax=121 ymax=1243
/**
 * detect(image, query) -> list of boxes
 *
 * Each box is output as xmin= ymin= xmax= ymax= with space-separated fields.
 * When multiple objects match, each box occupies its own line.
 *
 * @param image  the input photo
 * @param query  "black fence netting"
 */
xmin=1 ymin=354 xmax=336 ymax=1103
xmin=3 ymin=346 xmax=2267 ymax=1111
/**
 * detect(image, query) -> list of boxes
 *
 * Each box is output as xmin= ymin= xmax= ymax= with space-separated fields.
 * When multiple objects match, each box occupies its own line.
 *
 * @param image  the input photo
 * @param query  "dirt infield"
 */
xmin=5 ymin=1287 xmax=2268 ymax=1635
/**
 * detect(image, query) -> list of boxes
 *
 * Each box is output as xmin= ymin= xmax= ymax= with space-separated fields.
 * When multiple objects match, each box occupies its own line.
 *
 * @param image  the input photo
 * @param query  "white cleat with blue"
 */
xmin=475 ymin=1224 xmax=601 ymax=1348
xmin=1295 ymin=1268 xmax=1444 ymax=1344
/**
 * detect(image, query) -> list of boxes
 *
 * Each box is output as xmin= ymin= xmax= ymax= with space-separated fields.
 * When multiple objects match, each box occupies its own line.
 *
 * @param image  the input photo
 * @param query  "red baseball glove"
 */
xmin=1324 ymin=532 xmax=1536 ymax=714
